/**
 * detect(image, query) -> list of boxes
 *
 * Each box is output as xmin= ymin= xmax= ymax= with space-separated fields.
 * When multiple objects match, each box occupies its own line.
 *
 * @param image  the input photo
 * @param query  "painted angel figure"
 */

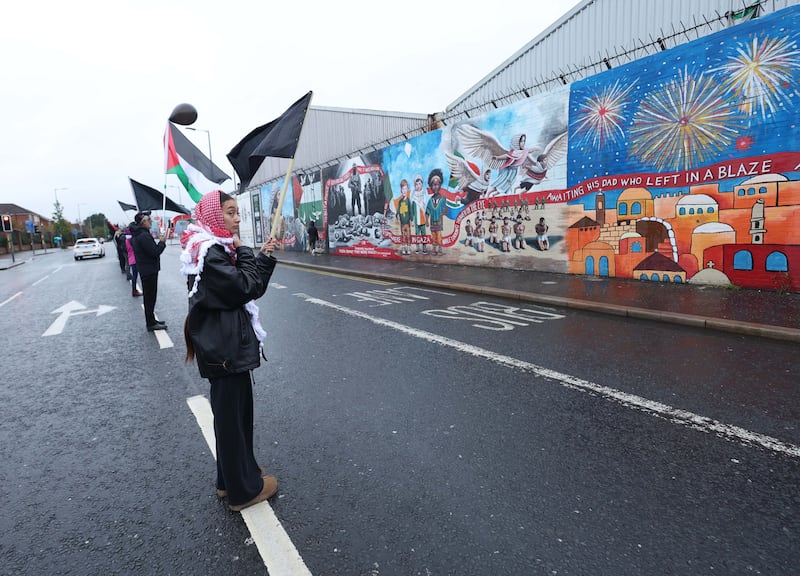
xmin=445 ymin=152 xmax=498 ymax=205
xmin=454 ymin=124 xmax=568 ymax=193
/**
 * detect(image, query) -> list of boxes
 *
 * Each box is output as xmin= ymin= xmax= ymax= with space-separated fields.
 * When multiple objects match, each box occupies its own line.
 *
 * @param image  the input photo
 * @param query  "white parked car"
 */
xmin=73 ymin=238 xmax=105 ymax=260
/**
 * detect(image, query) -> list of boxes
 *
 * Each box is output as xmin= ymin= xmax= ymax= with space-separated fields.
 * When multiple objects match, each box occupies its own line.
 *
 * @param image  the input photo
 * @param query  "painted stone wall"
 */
xmin=258 ymin=6 xmax=799 ymax=291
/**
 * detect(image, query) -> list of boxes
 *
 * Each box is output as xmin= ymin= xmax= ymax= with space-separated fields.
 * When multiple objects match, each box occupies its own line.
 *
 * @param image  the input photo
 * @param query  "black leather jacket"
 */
xmin=186 ymin=244 xmax=277 ymax=379
xmin=130 ymin=224 xmax=166 ymax=276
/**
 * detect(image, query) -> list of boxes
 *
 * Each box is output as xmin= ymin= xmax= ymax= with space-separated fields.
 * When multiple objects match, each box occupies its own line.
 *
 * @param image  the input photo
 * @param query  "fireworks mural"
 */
xmin=570 ymin=79 xmax=635 ymax=150
xmin=713 ymin=34 xmax=800 ymax=120
xmin=568 ymin=7 xmax=800 ymax=185
xmin=628 ymin=67 xmax=740 ymax=172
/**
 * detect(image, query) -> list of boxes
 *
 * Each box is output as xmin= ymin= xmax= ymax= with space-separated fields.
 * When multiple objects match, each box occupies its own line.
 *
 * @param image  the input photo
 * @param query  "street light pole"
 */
xmin=54 ymin=187 xmax=68 ymax=204
xmin=166 ymin=184 xmax=182 ymax=212
xmin=185 ymin=127 xmax=212 ymax=164
xmin=77 ymin=203 xmax=87 ymax=238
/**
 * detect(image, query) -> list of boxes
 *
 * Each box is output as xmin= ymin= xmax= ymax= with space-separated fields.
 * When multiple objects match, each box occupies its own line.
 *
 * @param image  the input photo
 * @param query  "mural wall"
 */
xmin=257 ymin=172 xmax=324 ymax=252
xmin=250 ymin=6 xmax=800 ymax=291
xmin=323 ymin=150 xmax=394 ymax=258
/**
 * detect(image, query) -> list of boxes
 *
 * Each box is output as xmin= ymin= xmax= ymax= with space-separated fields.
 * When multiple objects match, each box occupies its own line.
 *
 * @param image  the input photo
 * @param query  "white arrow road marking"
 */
xmin=186 ymin=396 xmax=311 ymax=576
xmin=43 ymin=301 xmax=116 ymax=337
xmin=294 ymin=293 xmax=800 ymax=460
xmin=70 ymin=305 xmax=115 ymax=317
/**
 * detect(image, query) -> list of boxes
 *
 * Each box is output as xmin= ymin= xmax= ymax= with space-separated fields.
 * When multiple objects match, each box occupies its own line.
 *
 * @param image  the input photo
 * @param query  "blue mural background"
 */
xmin=568 ymin=5 xmax=800 ymax=199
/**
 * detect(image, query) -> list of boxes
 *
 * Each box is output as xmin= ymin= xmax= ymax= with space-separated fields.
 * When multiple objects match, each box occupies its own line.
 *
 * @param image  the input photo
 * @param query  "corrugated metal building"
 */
xmin=443 ymin=0 xmax=800 ymax=122
xmin=248 ymin=106 xmax=433 ymax=189
xmin=250 ymin=0 xmax=797 ymax=188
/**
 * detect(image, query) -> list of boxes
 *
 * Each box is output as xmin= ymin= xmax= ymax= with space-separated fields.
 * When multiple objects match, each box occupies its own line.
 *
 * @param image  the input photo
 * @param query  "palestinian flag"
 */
xmin=164 ymin=122 xmax=229 ymax=203
xmin=727 ymin=3 xmax=761 ymax=25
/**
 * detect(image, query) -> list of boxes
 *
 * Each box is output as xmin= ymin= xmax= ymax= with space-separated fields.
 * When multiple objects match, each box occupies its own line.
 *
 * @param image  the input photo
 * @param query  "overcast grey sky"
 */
xmin=2 ymin=0 xmax=581 ymax=226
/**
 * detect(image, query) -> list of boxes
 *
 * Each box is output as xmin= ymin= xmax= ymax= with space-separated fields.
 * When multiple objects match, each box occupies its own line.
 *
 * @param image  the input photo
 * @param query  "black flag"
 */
xmin=227 ymin=91 xmax=312 ymax=190
xmin=128 ymin=178 xmax=191 ymax=214
xmin=118 ymin=200 xmax=137 ymax=212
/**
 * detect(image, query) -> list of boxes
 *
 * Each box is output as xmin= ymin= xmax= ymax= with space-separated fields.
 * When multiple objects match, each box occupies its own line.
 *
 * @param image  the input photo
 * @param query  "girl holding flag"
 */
xmin=180 ymin=190 xmax=279 ymax=512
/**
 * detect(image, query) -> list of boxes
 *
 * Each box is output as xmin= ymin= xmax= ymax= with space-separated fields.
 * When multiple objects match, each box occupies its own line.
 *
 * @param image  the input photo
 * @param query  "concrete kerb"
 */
xmin=0 ymin=260 xmax=26 ymax=270
xmin=277 ymin=260 xmax=800 ymax=344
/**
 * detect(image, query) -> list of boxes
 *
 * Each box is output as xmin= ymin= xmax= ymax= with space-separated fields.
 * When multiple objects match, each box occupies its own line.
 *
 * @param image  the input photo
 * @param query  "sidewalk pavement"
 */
xmin=0 ymin=248 xmax=60 ymax=270
xmin=275 ymin=250 xmax=800 ymax=344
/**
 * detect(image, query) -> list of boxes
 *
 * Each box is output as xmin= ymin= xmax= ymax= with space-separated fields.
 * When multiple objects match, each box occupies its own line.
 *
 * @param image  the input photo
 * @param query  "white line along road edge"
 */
xmin=294 ymin=293 xmax=800 ymax=460
xmin=186 ymin=395 xmax=312 ymax=576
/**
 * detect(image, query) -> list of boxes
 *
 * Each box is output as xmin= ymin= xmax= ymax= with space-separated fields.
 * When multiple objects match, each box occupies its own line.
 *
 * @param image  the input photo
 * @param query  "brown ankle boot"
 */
xmin=228 ymin=476 xmax=278 ymax=512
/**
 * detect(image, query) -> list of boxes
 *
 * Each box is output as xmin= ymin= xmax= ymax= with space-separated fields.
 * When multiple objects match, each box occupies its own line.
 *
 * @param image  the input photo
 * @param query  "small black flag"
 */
xmin=227 ymin=91 xmax=312 ymax=190
xmin=128 ymin=178 xmax=191 ymax=214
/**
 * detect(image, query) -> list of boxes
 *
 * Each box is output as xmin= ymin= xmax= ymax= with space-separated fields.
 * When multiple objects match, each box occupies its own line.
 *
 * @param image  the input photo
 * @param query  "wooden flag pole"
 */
xmin=269 ymin=92 xmax=313 ymax=245
xmin=269 ymin=159 xmax=295 ymax=241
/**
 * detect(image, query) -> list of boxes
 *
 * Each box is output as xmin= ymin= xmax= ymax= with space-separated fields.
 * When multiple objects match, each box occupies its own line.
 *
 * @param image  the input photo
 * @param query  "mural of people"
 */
xmin=513 ymin=216 xmax=527 ymax=250
xmin=425 ymin=169 xmax=447 ymax=256
xmin=474 ymin=217 xmax=486 ymax=253
xmin=488 ymin=217 xmax=499 ymax=246
xmin=501 ymin=216 xmax=512 ymax=252
xmin=464 ymin=219 xmax=474 ymax=247
xmin=445 ymin=151 xmax=498 ymax=205
xmin=348 ymin=166 xmax=362 ymax=216
xmin=454 ymin=124 xmax=568 ymax=194
xmin=411 ymin=174 xmax=428 ymax=254
xmin=362 ymin=173 xmax=384 ymax=215
xmin=396 ymin=179 xmax=413 ymax=255
xmin=535 ymin=217 xmax=550 ymax=250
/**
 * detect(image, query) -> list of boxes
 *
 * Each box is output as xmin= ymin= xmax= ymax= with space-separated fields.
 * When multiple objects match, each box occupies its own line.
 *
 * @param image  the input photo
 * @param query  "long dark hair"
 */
xmin=184 ymin=316 xmax=194 ymax=363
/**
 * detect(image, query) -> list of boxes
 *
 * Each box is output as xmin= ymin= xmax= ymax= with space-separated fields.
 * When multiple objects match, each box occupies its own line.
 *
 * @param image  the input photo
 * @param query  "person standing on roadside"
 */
xmin=114 ymin=228 xmax=128 ymax=276
xmin=125 ymin=223 xmax=142 ymax=297
xmin=307 ymin=220 xmax=320 ymax=254
xmin=130 ymin=211 xmax=167 ymax=331
xmin=180 ymin=190 xmax=279 ymax=512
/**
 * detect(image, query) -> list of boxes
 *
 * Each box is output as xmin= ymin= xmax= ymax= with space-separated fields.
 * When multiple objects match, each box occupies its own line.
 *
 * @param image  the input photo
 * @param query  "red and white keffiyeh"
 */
xmin=180 ymin=190 xmax=266 ymax=346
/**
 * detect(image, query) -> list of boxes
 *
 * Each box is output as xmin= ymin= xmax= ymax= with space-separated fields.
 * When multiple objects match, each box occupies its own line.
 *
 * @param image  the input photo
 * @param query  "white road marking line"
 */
xmin=186 ymin=395 xmax=312 ymax=576
xmin=294 ymin=293 xmax=800 ymax=460
xmin=186 ymin=395 xmax=217 ymax=459
xmin=154 ymin=328 xmax=173 ymax=349
xmin=153 ymin=313 xmax=173 ymax=348
xmin=139 ymin=306 xmax=174 ymax=348
xmin=33 ymin=275 xmax=49 ymax=286
xmin=0 ymin=291 xmax=22 ymax=308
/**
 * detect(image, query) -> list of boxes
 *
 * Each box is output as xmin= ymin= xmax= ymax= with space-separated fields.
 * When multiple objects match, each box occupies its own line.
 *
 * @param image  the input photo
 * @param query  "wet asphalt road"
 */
xmin=1 ymin=245 xmax=798 ymax=575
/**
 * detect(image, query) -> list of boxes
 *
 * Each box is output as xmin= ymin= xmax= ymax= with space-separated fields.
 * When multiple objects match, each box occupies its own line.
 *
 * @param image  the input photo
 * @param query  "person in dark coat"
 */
xmin=113 ymin=228 xmax=128 ymax=275
xmin=307 ymin=220 xmax=319 ymax=254
xmin=130 ymin=211 xmax=167 ymax=330
xmin=180 ymin=190 xmax=279 ymax=512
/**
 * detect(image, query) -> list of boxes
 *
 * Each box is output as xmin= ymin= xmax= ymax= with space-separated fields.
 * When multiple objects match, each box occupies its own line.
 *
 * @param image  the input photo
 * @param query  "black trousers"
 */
xmin=140 ymin=272 xmax=159 ymax=326
xmin=210 ymin=371 xmax=263 ymax=506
